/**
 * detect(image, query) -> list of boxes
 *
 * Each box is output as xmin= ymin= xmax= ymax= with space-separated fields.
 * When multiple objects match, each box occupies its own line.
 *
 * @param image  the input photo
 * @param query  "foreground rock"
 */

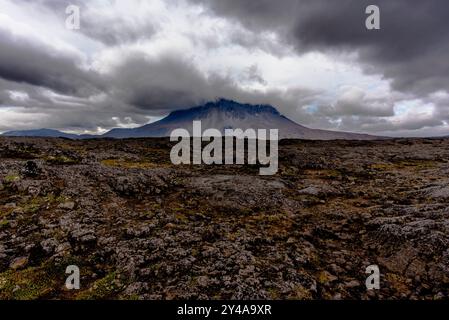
xmin=0 ymin=137 xmax=448 ymax=300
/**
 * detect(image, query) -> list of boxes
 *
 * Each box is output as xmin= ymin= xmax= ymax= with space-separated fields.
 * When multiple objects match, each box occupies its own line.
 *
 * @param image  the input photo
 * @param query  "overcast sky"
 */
xmin=0 ymin=0 xmax=448 ymax=136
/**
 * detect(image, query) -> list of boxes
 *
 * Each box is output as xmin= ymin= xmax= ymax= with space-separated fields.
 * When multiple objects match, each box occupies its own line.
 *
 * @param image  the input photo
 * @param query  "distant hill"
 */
xmin=2 ymin=99 xmax=380 ymax=140
xmin=1 ymin=128 xmax=96 ymax=139
xmin=2 ymin=128 xmax=79 ymax=139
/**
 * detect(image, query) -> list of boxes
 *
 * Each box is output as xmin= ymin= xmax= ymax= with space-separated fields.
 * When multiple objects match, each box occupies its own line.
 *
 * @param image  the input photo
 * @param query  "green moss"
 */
xmin=397 ymin=159 xmax=436 ymax=168
xmin=19 ymin=194 xmax=64 ymax=215
xmin=101 ymin=158 xmax=159 ymax=169
xmin=44 ymin=194 xmax=70 ymax=205
xmin=0 ymin=207 xmax=14 ymax=219
xmin=321 ymin=169 xmax=341 ymax=179
xmin=23 ymin=198 xmax=42 ymax=214
xmin=46 ymin=155 xmax=80 ymax=165
xmin=0 ymin=264 xmax=58 ymax=300
xmin=121 ymin=293 xmax=140 ymax=300
xmin=280 ymin=166 xmax=300 ymax=177
xmin=267 ymin=287 xmax=280 ymax=299
xmin=76 ymin=272 xmax=125 ymax=300
xmin=288 ymin=285 xmax=313 ymax=300
xmin=303 ymin=169 xmax=341 ymax=179
xmin=175 ymin=213 xmax=189 ymax=222
xmin=371 ymin=160 xmax=436 ymax=171
xmin=4 ymin=174 xmax=20 ymax=183
xmin=370 ymin=163 xmax=393 ymax=170
xmin=0 ymin=219 xmax=9 ymax=229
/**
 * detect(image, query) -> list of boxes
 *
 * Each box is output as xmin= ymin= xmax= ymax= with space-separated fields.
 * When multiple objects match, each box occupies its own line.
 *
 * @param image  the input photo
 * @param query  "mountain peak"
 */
xmin=2 ymin=99 xmax=379 ymax=140
xmin=165 ymin=99 xmax=280 ymax=123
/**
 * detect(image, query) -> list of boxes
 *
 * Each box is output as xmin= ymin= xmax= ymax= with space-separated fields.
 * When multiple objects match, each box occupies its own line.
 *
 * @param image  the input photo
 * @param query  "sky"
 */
xmin=0 ymin=0 xmax=448 ymax=137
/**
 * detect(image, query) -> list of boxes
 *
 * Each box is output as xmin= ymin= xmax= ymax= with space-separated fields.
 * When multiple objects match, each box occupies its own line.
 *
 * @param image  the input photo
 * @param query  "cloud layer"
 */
xmin=0 ymin=0 xmax=448 ymax=136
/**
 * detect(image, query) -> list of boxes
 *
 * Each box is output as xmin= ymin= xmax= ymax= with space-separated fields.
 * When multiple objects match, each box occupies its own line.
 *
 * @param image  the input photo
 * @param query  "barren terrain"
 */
xmin=0 ymin=137 xmax=449 ymax=299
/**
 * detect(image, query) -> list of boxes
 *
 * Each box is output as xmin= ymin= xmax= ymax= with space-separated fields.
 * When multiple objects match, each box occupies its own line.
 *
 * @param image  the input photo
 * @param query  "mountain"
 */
xmin=1 ymin=128 xmax=80 ymax=139
xmin=103 ymin=99 xmax=378 ymax=140
xmin=1 ymin=128 xmax=97 ymax=139
xmin=1 ymin=99 xmax=380 ymax=140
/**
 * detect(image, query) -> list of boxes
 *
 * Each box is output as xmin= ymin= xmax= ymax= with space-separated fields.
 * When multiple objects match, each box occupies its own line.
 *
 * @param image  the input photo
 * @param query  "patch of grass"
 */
xmin=45 ymin=155 xmax=80 ymax=165
xmin=120 ymin=293 xmax=140 ymax=300
xmin=0 ymin=207 xmax=14 ymax=219
xmin=18 ymin=194 xmax=62 ymax=215
xmin=370 ymin=163 xmax=394 ymax=170
xmin=53 ymin=195 xmax=70 ymax=204
xmin=396 ymin=159 xmax=436 ymax=168
xmin=101 ymin=158 xmax=160 ymax=169
xmin=175 ymin=213 xmax=189 ymax=223
xmin=385 ymin=273 xmax=410 ymax=294
xmin=0 ymin=264 xmax=59 ymax=300
xmin=371 ymin=160 xmax=436 ymax=171
xmin=4 ymin=174 xmax=20 ymax=183
xmin=76 ymin=272 xmax=125 ymax=300
xmin=288 ymin=285 xmax=313 ymax=300
xmin=303 ymin=169 xmax=341 ymax=180
xmin=267 ymin=287 xmax=281 ymax=299
xmin=0 ymin=219 xmax=9 ymax=229
xmin=22 ymin=198 xmax=43 ymax=214
xmin=279 ymin=166 xmax=300 ymax=177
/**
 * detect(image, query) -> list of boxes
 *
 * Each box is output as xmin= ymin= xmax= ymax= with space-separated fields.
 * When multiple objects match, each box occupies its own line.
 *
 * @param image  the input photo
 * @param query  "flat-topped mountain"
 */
xmin=2 ymin=99 xmax=379 ymax=140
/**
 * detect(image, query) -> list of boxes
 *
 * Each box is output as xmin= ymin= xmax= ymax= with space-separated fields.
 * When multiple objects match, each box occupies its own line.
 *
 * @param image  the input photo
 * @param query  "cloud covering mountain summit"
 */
xmin=1 ymin=0 xmax=449 ymax=137
xmin=3 ymin=99 xmax=378 ymax=140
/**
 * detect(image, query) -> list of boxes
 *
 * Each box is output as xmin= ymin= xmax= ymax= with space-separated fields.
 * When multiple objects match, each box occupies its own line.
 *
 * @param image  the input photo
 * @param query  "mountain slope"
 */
xmin=2 ymin=99 xmax=381 ymax=140
xmin=103 ymin=99 xmax=378 ymax=140
xmin=2 ymin=129 xmax=80 ymax=139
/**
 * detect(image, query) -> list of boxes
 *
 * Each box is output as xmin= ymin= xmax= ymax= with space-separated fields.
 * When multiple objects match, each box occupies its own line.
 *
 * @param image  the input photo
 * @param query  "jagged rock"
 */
xmin=70 ymin=228 xmax=97 ymax=245
xmin=58 ymin=201 xmax=76 ymax=210
xmin=9 ymin=256 xmax=29 ymax=270
xmin=22 ymin=161 xmax=42 ymax=178
xmin=0 ymin=137 xmax=448 ymax=300
xmin=40 ymin=238 xmax=59 ymax=255
xmin=344 ymin=280 xmax=361 ymax=288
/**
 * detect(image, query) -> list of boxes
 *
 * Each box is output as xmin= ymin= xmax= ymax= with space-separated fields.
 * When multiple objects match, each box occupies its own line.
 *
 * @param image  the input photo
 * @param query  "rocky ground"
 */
xmin=0 ymin=137 xmax=448 ymax=300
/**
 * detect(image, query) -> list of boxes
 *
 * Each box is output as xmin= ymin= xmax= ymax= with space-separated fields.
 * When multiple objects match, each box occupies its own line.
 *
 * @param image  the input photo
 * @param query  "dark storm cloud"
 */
xmin=82 ymin=16 xmax=156 ymax=46
xmin=105 ymin=52 xmax=315 ymax=118
xmin=191 ymin=0 xmax=449 ymax=96
xmin=21 ymin=0 xmax=157 ymax=45
xmin=309 ymin=87 xmax=396 ymax=118
xmin=2 ymin=0 xmax=448 ymax=135
xmin=0 ymin=76 xmax=153 ymax=132
xmin=0 ymin=47 xmax=318 ymax=132
xmin=0 ymin=28 xmax=102 ymax=96
xmin=349 ymin=115 xmax=443 ymax=133
xmin=107 ymin=54 xmax=218 ymax=112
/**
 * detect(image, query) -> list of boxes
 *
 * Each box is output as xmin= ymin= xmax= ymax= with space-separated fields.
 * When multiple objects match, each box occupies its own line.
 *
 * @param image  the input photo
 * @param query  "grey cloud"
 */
xmin=191 ymin=0 xmax=449 ymax=96
xmin=21 ymin=0 xmax=157 ymax=45
xmin=106 ymin=54 xmax=221 ymax=113
xmin=0 ymin=87 xmax=151 ymax=133
xmin=432 ymin=94 xmax=449 ymax=121
xmin=0 ymin=28 xmax=102 ymax=96
xmin=82 ymin=16 xmax=156 ymax=46
xmin=0 ymin=49 xmax=320 ymax=132
xmin=105 ymin=53 xmax=311 ymax=118
xmin=358 ymin=116 xmax=443 ymax=133
xmin=316 ymin=87 xmax=395 ymax=117
xmin=242 ymin=65 xmax=267 ymax=85
xmin=321 ymin=110 xmax=443 ymax=135
xmin=3 ymin=0 xmax=449 ymax=136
